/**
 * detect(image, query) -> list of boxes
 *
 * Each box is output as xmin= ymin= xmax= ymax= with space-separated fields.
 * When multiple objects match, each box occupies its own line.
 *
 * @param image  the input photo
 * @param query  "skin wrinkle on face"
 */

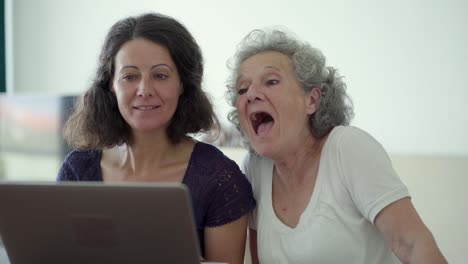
xmin=112 ymin=38 xmax=182 ymax=135
xmin=235 ymin=51 xmax=317 ymax=160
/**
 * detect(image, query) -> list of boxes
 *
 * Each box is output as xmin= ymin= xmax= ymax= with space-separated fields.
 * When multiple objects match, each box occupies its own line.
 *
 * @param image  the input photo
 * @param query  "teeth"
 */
xmin=136 ymin=106 xmax=156 ymax=110
xmin=251 ymin=113 xmax=257 ymax=121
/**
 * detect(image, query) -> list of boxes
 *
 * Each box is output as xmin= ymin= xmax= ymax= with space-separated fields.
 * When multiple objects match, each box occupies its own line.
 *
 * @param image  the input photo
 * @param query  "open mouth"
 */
xmin=250 ymin=111 xmax=274 ymax=135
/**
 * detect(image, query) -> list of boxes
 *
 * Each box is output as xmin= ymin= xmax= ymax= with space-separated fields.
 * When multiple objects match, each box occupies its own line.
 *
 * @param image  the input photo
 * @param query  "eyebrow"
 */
xmin=118 ymin=63 xmax=175 ymax=73
xmin=151 ymin=64 xmax=175 ymax=72
xmin=236 ymin=65 xmax=282 ymax=84
xmin=264 ymin=65 xmax=281 ymax=72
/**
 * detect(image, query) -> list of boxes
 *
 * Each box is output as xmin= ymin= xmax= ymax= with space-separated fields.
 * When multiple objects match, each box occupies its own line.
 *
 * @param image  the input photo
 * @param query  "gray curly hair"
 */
xmin=226 ymin=28 xmax=354 ymax=139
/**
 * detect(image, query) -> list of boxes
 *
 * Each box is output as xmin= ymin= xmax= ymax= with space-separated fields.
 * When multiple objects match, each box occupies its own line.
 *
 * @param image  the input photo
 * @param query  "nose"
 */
xmin=136 ymin=77 xmax=154 ymax=97
xmin=246 ymin=83 xmax=265 ymax=104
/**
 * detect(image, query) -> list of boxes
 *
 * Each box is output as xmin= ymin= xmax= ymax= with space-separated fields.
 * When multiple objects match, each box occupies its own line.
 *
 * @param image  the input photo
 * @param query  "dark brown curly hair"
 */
xmin=64 ymin=13 xmax=217 ymax=149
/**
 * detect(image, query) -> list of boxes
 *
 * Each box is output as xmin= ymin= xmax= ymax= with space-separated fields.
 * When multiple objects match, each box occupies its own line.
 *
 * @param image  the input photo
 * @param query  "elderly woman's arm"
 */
xmin=375 ymin=197 xmax=447 ymax=264
xmin=204 ymin=215 xmax=248 ymax=264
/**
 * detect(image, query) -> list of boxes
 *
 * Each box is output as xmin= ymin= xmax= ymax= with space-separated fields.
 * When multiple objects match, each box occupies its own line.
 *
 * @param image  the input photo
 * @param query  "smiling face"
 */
xmin=235 ymin=51 xmax=320 ymax=158
xmin=112 ymin=38 xmax=182 ymax=134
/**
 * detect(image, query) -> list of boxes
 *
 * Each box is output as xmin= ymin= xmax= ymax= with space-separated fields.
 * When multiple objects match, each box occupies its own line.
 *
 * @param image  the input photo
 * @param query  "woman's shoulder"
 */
xmin=59 ymin=148 xmax=102 ymax=181
xmin=193 ymin=141 xmax=224 ymax=156
xmin=330 ymin=125 xmax=370 ymax=139
xmin=325 ymin=126 xmax=391 ymax=171
xmin=192 ymin=141 xmax=240 ymax=170
xmin=327 ymin=126 xmax=381 ymax=149
xmin=64 ymin=148 xmax=101 ymax=165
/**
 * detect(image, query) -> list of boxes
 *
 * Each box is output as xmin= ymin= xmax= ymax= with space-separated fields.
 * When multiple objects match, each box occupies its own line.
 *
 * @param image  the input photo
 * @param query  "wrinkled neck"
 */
xmin=273 ymin=134 xmax=327 ymax=186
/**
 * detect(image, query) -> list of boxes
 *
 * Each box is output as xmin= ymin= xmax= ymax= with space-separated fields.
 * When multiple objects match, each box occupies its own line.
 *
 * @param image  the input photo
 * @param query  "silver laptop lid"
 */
xmin=0 ymin=181 xmax=200 ymax=264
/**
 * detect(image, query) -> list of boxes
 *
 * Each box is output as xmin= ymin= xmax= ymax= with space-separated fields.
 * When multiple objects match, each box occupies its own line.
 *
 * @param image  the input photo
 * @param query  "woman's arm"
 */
xmin=204 ymin=215 xmax=248 ymax=264
xmin=248 ymin=228 xmax=260 ymax=264
xmin=375 ymin=197 xmax=447 ymax=264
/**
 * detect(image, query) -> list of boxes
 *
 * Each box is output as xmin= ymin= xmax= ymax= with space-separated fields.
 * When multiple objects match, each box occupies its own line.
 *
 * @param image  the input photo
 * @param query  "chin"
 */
xmin=247 ymin=133 xmax=275 ymax=157
xmin=251 ymin=143 xmax=276 ymax=158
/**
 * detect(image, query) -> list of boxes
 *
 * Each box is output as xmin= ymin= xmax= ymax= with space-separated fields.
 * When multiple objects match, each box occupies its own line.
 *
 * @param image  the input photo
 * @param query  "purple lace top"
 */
xmin=57 ymin=142 xmax=256 ymax=255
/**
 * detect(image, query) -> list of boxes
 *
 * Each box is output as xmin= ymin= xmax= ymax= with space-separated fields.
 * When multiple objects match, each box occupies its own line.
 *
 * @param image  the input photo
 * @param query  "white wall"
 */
xmin=9 ymin=0 xmax=468 ymax=155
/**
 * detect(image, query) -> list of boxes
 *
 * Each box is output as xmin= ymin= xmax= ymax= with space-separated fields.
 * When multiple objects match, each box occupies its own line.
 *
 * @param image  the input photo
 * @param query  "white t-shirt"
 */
xmin=243 ymin=126 xmax=409 ymax=264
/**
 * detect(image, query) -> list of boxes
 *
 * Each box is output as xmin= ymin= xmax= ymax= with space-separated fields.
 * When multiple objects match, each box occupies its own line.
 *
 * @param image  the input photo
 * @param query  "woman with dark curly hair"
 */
xmin=226 ymin=28 xmax=446 ymax=264
xmin=57 ymin=12 xmax=255 ymax=264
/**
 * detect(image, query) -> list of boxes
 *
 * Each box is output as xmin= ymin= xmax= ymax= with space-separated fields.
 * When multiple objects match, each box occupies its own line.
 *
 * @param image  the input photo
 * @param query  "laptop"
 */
xmin=0 ymin=181 xmax=202 ymax=264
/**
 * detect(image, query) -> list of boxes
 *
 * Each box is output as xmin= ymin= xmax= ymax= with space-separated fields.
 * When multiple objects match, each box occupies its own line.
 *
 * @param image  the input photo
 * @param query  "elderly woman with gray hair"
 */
xmin=226 ymin=29 xmax=447 ymax=264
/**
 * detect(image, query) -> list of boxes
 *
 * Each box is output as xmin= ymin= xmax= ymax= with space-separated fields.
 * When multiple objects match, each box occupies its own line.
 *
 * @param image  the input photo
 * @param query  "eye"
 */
xmin=266 ymin=79 xmax=279 ymax=86
xmin=154 ymin=73 xmax=168 ymax=80
xmin=237 ymin=88 xmax=248 ymax=95
xmin=122 ymin=74 xmax=138 ymax=81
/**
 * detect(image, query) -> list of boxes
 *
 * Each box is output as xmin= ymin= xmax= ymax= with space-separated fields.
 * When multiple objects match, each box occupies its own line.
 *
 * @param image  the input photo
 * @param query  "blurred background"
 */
xmin=0 ymin=0 xmax=467 ymax=263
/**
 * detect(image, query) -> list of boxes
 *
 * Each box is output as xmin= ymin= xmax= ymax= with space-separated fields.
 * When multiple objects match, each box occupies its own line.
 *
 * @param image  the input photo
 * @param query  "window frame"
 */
xmin=0 ymin=0 xmax=5 ymax=93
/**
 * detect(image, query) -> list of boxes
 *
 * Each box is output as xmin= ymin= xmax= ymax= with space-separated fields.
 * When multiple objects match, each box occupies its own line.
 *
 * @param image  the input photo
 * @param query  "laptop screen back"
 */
xmin=0 ymin=181 xmax=200 ymax=264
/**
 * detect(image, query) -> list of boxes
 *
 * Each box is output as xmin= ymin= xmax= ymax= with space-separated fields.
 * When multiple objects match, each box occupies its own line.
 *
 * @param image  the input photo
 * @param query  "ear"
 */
xmin=305 ymin=87 xmax=321 ymax=115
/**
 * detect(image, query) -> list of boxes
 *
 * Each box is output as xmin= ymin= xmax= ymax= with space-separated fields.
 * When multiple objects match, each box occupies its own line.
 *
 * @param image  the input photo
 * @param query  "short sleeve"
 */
xmin=204 ymin=154 xmax=256 ymax=227
xmin=336 ymin=127 xmax=410 ymax=223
